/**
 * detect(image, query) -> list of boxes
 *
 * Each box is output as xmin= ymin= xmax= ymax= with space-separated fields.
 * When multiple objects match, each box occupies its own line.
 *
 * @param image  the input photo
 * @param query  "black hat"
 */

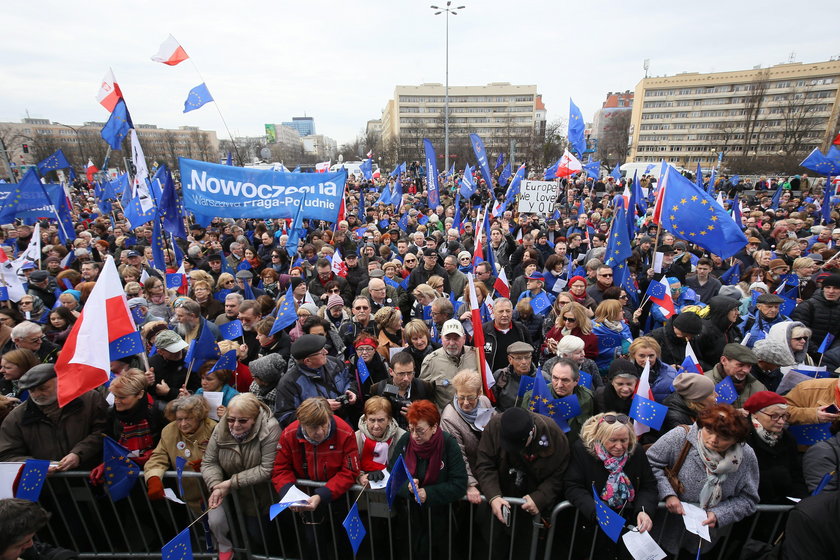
xmin=658 ymin=245 xmax=675 ymax=254
xmin=289 ymin=277 xmax=305 ymax=289
xmin=207 ymin=253 xmax=222 ymax=262
xmin=608 ymin=359 xmax=639 ymax=379
xmin=756 ymin=293 xmax=784 ymax=305
xmin=29 ymin=270 xmax=49 ymax=282
xmin=499 ymin=407 xmax=535 ymax=453
xmin=822 ymin=274 xmax=840 ymax=289
xmin=672 ymin=312 xmax=703 ymax=335
xmin=18 ymin=363 xmax=57 ymax=391
xmin=291 ymin=334 xmax=327 ymax=360
xmin=125 ymin=250 xmax=141 ymax=258
xmin=189 ymin=223 xmax=204 ymax=231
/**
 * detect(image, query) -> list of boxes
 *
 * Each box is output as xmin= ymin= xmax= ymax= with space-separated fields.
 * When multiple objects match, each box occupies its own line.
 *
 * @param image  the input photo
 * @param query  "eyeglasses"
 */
xmin=563 ymin=316 xmax=577 ymax=323
xmin=404 ymin=258 xmax=417 ymax=263
xmin=356 ymin=346 xmax=375 ymax=354
xmin=328 ymin=288 xmax=341 ymax=293
xmin=226 ymin=417 xmax=252 ymax=425
xmin=354 ymin=305 xmax=370 ymax=310
xmin=272 ymin=254 xmax=280 ymax=258
xmin=599 ymin=414 xmax=630 ymax=425
xmin=456 ymin=395 xmax=478 ymax=403
xmin=460 ymin=258 xmax=471 ymax=262
xmin=408 ymin=425 xmax=431 ymax=437
xmin=619 ymin=295 xmax=629 ymax=300
xmin=598 ymin=273 xmax=613 ymax=278
xmin=758 ymin=411 xmax=790 ymax=423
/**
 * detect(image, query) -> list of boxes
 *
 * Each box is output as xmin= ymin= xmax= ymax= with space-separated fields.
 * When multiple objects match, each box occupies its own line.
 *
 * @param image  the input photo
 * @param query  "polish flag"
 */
xmin=646 ymin=277 xmax=675 ymax=318
xmin=651 ymin=166 xmax=671 ymax=225
xmin=366 ymin=150 xmax=373 ymax=159
xmin=95 ymin=68 xmax=123 ymax=113
xmin=315 ymin=161 xmax=331 ymax=173
xmin=372 ymin=168 xmax=381 ymax=180
xmin=682 ymin=343 xmax=704 ymax=375
xmin=85 ymin=159 xmax=99 ymax=183
xmin=55 ymin=256 xmax=137 ymax=406
xmin=467 ymin=273 xmax=495 ymax=403
xmin=331 ymin=248 xmax=348 ymax=278
xmin=833 ymin=132 xmax=840 ymax=146
xmin=634 ymin=359 xmax=654 ymax=436
xmin=151 ymin=34 xmax=189 ymax=66
xmin=494 ymin=268 xmax=510 ymax=298
xmin=337 ymin=198 xmax=346 ymax=223
xmin=555 ymin=149 xmax=582 ymax=178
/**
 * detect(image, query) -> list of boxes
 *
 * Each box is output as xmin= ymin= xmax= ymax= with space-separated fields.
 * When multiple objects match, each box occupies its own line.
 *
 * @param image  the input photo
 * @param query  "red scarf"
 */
xmin=404 ymin=427 xmax=444 ymax=486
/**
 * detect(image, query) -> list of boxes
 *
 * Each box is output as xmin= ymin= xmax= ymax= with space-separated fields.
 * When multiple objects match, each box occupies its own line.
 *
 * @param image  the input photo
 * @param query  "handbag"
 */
xmin=663 ymin=425 xmax=691 ymax=496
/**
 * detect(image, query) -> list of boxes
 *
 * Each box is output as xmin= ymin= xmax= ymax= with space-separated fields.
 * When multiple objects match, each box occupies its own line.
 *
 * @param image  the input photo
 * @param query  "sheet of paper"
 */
xmin=681 ymin=502 xmax=711 ymax=542
xmin=203 ymin=392 xmax=224 ymax=420
xmin=776 ymin=370 xmax=813 ymax=395
xmin=786 ymin=496 xmax=801 ymax=503
xmin=0 ymin=462 xmax=24 ymax=499
xmin=653 ymin=252 xmax=664 ymax=273
xmin=475 ymin=407 xmax=494 ymax=430
xmin=163 ymin=487 xmax=185 ymax=504
xmin=389 ymin=346 xmax=407 ymax=360
xmin=622 ymin=530 xmax=667 ymax=560
xmin=269 ymin=485 xmax=311 ymax=520
xmin=552 ymin=278 xmax=567 ymax=293
xmin=369 ymin=469 xmax=390 ymax=490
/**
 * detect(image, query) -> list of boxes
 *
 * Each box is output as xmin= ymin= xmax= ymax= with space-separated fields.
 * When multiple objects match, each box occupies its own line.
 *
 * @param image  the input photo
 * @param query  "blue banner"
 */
xmin=423 ymin=139 xmax=440 ymax=208
xmin=179 ymin=158 xmax=347 ymax=222
xmin=469 ymin=133 xmax=494 ymax=191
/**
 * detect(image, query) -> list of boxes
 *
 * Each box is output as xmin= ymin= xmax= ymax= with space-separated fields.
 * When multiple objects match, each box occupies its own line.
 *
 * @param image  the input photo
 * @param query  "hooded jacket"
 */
xmin=766 ymin=320 xmax=813 ymax=367
xmin=702 ymin=295 xmax=744 ymax=362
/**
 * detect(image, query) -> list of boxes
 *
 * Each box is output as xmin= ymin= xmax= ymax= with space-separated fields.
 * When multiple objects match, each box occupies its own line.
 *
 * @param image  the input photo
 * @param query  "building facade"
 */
xmin=379 ymin=83 xmax=547 ymax=164
xmin=282 ymin=117 xmax=316 ymax=137
xmin=301 ymin=134 xmax=338 ymax=161
xmin=592 ymin=91 xmax=634 ymax=141
xmin=627 ymin=59 xmax=840 ymax=167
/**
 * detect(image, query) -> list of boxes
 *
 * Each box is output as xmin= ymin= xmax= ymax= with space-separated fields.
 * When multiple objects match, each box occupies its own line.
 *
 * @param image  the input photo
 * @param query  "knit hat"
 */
xmin=743 ymin=391 xmax=787 ymax=414
xmin=752 ymin=338 xmax=796 ymax=367
xmin=718 ymin=285 xmax=743 ymax=301
xmin=672 ymin=312 xmax=703 ymax=335
xmin=249 ymin=353 xmax=285 ymax=387
xmin=289 ymin=277 xmax=305 ymax=289
xmin=749 ymin=281 xmax=769 ymax=294
xmin=608 ymin=359 xmax=638 ymax=379
xmin=556 ymin=335 xmax=584 ymax=356
xmin=327 ymin=294 xmax=345 ymax=310
xmin=822 ymin=274 xmax=840 ymax=289
xmin=672 ymin=372 xmax=715 ymax=401
xmin=568 ymin=275 xmax=587 ymax=288
xmin=299 ymin=302 xmax=319 ymax=316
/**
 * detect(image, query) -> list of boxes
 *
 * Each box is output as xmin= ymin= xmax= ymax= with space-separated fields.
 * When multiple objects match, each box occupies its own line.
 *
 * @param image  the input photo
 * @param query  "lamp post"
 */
xmin=430 ymin=2 xmax=465 ymax=170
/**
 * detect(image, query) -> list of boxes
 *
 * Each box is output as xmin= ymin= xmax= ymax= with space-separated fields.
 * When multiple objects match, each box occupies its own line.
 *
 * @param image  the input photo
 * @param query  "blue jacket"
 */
xmin=742 ymin=311 xmax=790 ymax=348
xmin=273 ymin=356 xmax=355 ymax=428
xmin=591 ymin=322 xmax=633 ymax=371
xmin=196 ymin=384 xmax=239 ymax=406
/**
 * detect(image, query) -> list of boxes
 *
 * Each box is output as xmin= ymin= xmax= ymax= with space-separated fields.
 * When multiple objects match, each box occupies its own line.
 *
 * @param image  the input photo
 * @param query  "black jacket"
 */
xmin=480 ymin=319 xmax=533 ymax=374
xmin=746 ymin=427 xmax=807 ymax=504
xmin=782 ymin=491 xmax=840 ymax=560
xmin=648 ymin=318 xmax=713 ymax=371
xmin=791 ymin=290 xmax=840 ymax=357
xmin=593 ymin=384 xmax=632 ymax=415
xmin=660 ymin=391 xmax=696 ymax=434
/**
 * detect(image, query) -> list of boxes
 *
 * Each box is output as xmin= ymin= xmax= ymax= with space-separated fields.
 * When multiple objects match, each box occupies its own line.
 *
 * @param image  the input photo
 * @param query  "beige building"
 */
xmin=0 ymin=117 xmax=219 ymax=180
xmin=379 ymin=82 xmax=547 ymax=163
xmin=628 ymin=59 xmax=840 ymax=167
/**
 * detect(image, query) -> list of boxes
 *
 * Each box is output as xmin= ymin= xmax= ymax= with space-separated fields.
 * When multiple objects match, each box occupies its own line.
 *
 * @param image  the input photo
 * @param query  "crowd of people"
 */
xmin=0 ymin=165 xmax=839 ymax=559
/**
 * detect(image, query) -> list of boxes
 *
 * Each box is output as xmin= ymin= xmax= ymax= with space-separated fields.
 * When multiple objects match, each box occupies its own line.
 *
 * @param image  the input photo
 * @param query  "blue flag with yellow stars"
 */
xmin=789 ymin=423 xmax=833 ymax=446
xmin=592 ymin=485 xmax=625 ymax=543
xmin=357 ymin=355 xmax=371 ymax=383
xmin=101 ymin=99 xmax=134 ymax=149
xmin=568 ymin=99 xmax=587 ymax=157
xmin=109 ymin=331 xmax=144 ymax=361
xmin=604 ymin=200 xmax=633 ymax=267
xmin=161 ymin=528 xmax=192 ymax=560
xmin=270 ymin=286 xmax=297 ymax=336
xmin=104 ymin=437 xmax=140 ymax=501
xmin=219 ymin=319 xmax=243 ymax=340
xmin=715 ymin=376 xmax=738 ymax=404
xmin=342 ymin=502 xmax=366 ymax=556
xmin=629 ymin=393 xmax=667 ymax=431
xmin=210 ymin=349 xmax=237 ymax=373
xmin=183 ymin=83 xmax=214 ymax=113
xmin=801 ymin=148 xmax=840 ymax=176
xmin=15 ymin=459 xmax=49 ymax=502
xmin=386 ymin=454 xmax=422 ymax=509
xmin=547 ymin=394 xmax=582 ymax=419
xmin=175 ymin=456 xmax=187 ymax=498
xmin=529 ymin=292 xmax=552 ymax=315
xmin=37 ymin=149 xmax=75 ymax=179
xmin=657 ymin=166 xmax=748 ymax=260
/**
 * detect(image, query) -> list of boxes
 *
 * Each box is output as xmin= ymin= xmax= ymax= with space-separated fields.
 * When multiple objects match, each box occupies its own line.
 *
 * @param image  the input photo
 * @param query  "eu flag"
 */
xmin=469 ymin=133 xmax=494 ymax=193
xmin=357 ymin=356 xmax=371 ymax=383
xmin=610 ymin=163 xmax=621 ymax=181
xmin=270 ymin=286 xmax=297 ymax=336
xmin=101 ymin=99 xmax=134 ymax=149
xmin=495 ymin=152 xmax=504 ymax=170
xmin=386 ymin=455 xmax=421 ymax=508
xmin=286 ymin=192 xmax=307 ymax=258
xmin=161 ymin=528 xmax=192 ymax=560
xmin=219 ymin=319 xmax=243 ymax=340
xmin=423 ymin=139 xmax=441 ymax=208
xmin=360 ymin=158 xmax=373 ymax=181
xmin=529 ymin=291 xmax=551 ymax=315
xmin=604 ymin=201 xmax=632 ymax=267
xmin=583 ymin=160 xmax=601 ymax=179
xmin=818 ymin=333 xmax=835 ymax=355
xmin=714 ymin=376 xmax=738 ymax=404
xmin=15 ymin=459 xmax=49 ymax=502
xmin=517 ymin=374 xmax=536 ymax=398
xmin=788 ymin=423 xmax=833 ymax=446
xmin=568 ymin=99 xmax=587 ymax=157
xmin=719 ymin=262 xmax=741 ymax=286
xmin=544 ymin=159 xmax=560 ymax=180
xmin=549 ymin=394 xmax=582 ymax=419
xmin=158 ymin=165 xmax=187 ymax=239
xmin=37 ymin=149 xmax=74 ymax=178
xmin=104 ymin=437 xmax=140 ymax=501
xmin=166 ymin=273 xmax=185 ymax=289
xmin=210 ymin=349 xmax=238 ymax=373
xmin=109 ymin=331 xmax=144 ymax=361
xmin=175 ymin=456 xmax=187 ymax=498
xmin=657 ymin=166 xmax=748 ymax=260
xmin=184 ymin=322 xmax=221 ymax=367
xmin=578 ymin=370 xmax=593 ymax=390
xmin=183 ymin=83 xmax=214 ymax=113
xmin=342 ymin=503 xmax=367 ymax=556
xmin=645 ymin=279 xmax=667 ymax=300
xmin=592 ymin=485 xmax=625 ymax=543
xmin=151 ymin=217 xmax=167 ymax=271
xmin=801 ymin=148 xmax=840 ymax=176
xmin=630 ymin=394 xmax=667 ymax=431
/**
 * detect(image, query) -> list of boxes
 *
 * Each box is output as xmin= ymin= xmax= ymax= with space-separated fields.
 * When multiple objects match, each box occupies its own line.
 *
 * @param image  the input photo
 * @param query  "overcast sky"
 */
xmin=2 ymin=0 xmax=836 ymax=147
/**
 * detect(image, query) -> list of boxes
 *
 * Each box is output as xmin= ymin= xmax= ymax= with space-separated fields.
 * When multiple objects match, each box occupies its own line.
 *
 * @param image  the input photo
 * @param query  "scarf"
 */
xmin=404 ymin=426 xmax=445 ymax=486
xmin=601 ymin=319 xmax=623 ymax=332
xmin=454 ymin=396 xmax=479 ymax=428
xmin=230 ymin=428 xmax=252 ymax=443
xmin=696 ymin=428 xmax=744 ymax=509
xmin=594 ymin=442 xmax=635 ymax=509
xmin=750 ymin=415 xmax=780 ymax=446
xmin=115 ymin=397 xmax=154 ymax=458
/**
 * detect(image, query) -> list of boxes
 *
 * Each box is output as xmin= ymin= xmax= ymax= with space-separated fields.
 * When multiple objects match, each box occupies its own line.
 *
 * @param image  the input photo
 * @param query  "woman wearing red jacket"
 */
xmin=271 ymin=397 xmax=360 ymax=559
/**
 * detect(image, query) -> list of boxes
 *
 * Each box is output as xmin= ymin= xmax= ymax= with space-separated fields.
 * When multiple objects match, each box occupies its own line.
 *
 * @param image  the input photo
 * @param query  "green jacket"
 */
xmin=390 ymin=431 xmax=467 ymax=507
xmin=705 ymin=364 xmax=766 ymax=409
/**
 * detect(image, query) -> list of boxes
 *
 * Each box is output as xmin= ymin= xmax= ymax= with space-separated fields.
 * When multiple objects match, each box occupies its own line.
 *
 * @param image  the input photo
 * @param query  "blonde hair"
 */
xmin=559 ymin=302 xmax=592 ymax=335
xmin=594 ymin=299 xmax=623 ymax=323
xmin=226 ymin=393 xmax=264 ymax=420
xmin=165 ymin=394 xmax=210 ymax=422
xmin=403 ymin=319 xmax=430 ymax=342
xmin=628 ymin=336 xmax=661 ymax=358
xmin=792 ymin=257 xmax=815 ymax=272
xmin=580 ymin=413 xmax=637 ymax=455
xmin=109 ymin=369 xmax=147 ymax=398
xmin=451 ymin=370 xmax=482 ymax=394
xmin=296 ymin=397 xmax=332 ymax=427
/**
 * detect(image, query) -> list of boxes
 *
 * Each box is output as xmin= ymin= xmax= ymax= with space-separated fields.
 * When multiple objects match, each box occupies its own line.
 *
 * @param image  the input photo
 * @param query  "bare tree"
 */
xmin=596 ymin=111 xmax=632 ymax=169
xmin=190 ymin=131 xmax=214 ymax=162
xmin=741 ymin=68 xmax=771 ymax=156
xmin=778 ymin=86 xmax=822 ymax=158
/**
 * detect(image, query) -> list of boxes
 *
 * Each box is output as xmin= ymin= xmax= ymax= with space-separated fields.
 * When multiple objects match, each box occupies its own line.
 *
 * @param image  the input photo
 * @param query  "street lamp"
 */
xmin=430 ymin=2 xmax=465 ymax=170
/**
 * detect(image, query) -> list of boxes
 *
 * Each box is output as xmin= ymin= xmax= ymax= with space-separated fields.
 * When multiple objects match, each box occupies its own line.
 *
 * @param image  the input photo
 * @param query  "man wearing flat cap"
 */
xmin=474 ymin=407 xmax=568 ymax=558
xmin=26 ymin=270 xmax=57 ymax=309
xmin=492 ymin=341 xmax=538 ymax=411
xmin=704 ymin=343 xmax=766 ymax=408
xmin=0 ymin=364 xmax=108 ymax=470
xmin=273 ymin=334 xmax=358 ymax=429
xmin=743 ymin=293 xmax=790 ymax=348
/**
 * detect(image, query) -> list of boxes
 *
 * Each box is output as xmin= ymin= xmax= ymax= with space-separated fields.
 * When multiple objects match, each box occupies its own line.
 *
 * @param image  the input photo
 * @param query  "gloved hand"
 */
xmin=88 ymin=463 xmax=105 ymax=485
xmin=368 ymin=470 xmax=385 ymax=483
xmin=146 ymin=476 xmax=165 ymax=500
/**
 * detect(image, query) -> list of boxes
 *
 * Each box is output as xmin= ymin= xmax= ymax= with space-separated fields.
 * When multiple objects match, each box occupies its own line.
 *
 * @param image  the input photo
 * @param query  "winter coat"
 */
xmin=473 ymin=411 xmax=569 ymax=514
xmin=704 ymin=364 xmax=766 ymax=409
xmin=791 ymin=290 xmax=840 ymax=357
xmin=802 ymin=432 xmax=840 ymax=493
xmin=390 ymin=430 xmax=467 ymax=506
xmin=480 ymin=319 xmax=533 ymax=374
xmin=660 ymin=391 xmax=697 ymax=434
xmin=702 ymin=295 xmax=743 ymax=362
xmin=746 ymin=425 xmax=807 ymax=503
xmin=419 ymin=346 xmax=479 ymax=410
xmin=272 ymin=415 xmax=360 ymax=504
xmin=781 ymin=491 xmax=840 ymax=560
xmin=543 ymin=325 xmax=599 ymax=361
xmin=593 ymin=384 xmax=633 ymax=415
xmin=645 ymin=423 xmax=759 ymax=554
xmin=273 ymin=355 xmax=356 ymax=428
xmin=491 ymin=364 xmax=538 ymax=412
xmin=144 ymin=417 xmax=217 ymax=504
xmin=564 ymin=439 xmax=658 ymax=524
xmin=742 ymin=311 xmax=790 ymax=348
xmin=784 ymin=377 xmax=837 ymax=425
xmin=440 ymin=396 xmax=496 ymax=488
xmin=766 ymin=320 xmax=813 ymax=367
xmin=648 ymin=318 xmax=713 ymax=372
xmin=0 ymin=390 xmax=108 ymax=468
xmin=201 ymin=404 xmax=281 ymax=517
xmin=591 ymin=321 xmax=632 ymax=372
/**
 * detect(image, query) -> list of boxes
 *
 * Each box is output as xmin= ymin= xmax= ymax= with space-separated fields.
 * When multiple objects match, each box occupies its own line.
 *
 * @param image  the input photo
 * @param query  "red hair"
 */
xmin=697 ymin=404 xmax=750 ymax=442
xmin=406 ymin=400 xmax=440 ymax=427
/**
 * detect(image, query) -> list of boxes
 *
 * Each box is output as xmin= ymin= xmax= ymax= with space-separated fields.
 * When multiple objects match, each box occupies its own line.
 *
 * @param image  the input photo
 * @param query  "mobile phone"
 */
xmin=824 ymin=404 xmax=840 ymax=414
xmin=501 ymin=504 xmax=510 ymax=526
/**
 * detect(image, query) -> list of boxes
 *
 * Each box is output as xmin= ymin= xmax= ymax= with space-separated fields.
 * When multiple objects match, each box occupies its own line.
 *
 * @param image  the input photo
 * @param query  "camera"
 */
xmin=334 ymin=394 xmax=350 ymax=406
xmin=382 ymin=383 xmax=411 ymax=411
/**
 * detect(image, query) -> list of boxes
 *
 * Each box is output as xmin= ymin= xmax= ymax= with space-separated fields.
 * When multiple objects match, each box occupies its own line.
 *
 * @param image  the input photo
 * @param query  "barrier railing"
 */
xmin=31 ymin=471 xmax=790 ymax=560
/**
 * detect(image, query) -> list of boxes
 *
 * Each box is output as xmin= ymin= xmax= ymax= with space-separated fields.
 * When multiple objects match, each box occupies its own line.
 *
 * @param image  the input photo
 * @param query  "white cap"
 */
xmin=441 ymin=319 xmax=465 ymax=338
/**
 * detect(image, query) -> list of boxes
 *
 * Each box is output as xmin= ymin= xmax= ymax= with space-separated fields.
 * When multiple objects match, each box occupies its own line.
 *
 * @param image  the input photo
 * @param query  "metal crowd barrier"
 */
xmin=33 ymin=471 xmax=791 ymax=560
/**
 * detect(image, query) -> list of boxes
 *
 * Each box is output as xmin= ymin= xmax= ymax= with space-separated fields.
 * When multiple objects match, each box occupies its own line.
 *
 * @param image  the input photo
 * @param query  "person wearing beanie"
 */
xmin=593 ymin=359 xmax=638 ymax=415
xmin=648 ymin=312 xmax=713 ymax=372
xmin=743 ymin=391 xmax=807 ymax=503
xmin=705 ymin=343 xmax=765 ymax=409
xmin=660 ymin=372 xmax=716 ymax=433
xmin=248 ymin=353 xmax=287 ymax=410
xmin=790 ymin=273 xmax=840 ymax=359
xmin=320 ymin=293 xmax=351 ymax=331
xmin=751 ymin=337 xmax=796 ymax=392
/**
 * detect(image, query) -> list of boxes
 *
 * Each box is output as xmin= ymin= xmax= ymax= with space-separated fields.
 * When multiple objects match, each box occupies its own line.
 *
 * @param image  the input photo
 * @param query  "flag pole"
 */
xmin=186 ymin=59 xmax=244 ymax=166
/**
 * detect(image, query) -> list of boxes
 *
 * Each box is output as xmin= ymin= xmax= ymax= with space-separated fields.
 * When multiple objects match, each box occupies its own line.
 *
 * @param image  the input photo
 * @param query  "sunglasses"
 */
xmin=563 ymin=316 xmax=577 ymax=323
xmin=599 ymin=414 xmax=630 ymax=425
xmin=226 ymin=417 xmax=252 ymax=425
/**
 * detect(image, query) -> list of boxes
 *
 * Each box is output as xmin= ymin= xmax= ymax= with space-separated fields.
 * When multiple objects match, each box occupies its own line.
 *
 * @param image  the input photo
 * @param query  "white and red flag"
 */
xmin=55 ymin=256 xmax=137 ymax=406
xmin=95 ymin=68 xmax=123 ymax=112
xmin=331 ymin=248 xmax=348 ymax=278
xmin=467 ymin=273 xmax=495 ymax=403
xmin=555 ymin=149 xmax=582 ymax=178
xmin=151 ymin=35 xmax=189 ymax=66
